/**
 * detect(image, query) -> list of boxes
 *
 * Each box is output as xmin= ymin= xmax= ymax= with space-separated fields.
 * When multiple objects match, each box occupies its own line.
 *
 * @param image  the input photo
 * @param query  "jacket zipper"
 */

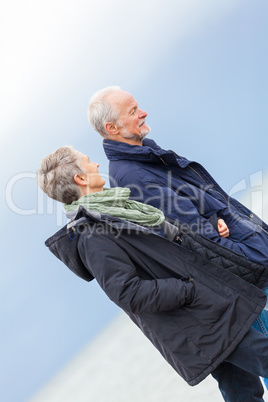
xmin=189 ymin=165 xmax=229 ymax=203
xmin=158 ymin=156 xmax=169 ymax=166
xmin=188 ymin=165 xmax=208 ymax=185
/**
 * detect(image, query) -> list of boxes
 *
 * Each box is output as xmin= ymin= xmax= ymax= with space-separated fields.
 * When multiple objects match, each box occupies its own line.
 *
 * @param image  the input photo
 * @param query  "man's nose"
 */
xmin=92 ymin=162 xmax=99 ymax=167
xmin=138 ymin=109 xmax=147 ymax=118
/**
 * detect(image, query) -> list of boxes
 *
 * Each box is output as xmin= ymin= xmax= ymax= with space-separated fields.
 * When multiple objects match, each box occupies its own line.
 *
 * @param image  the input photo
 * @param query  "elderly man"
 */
xmin=88 ymin=86 xmax=268 ymax=263
xmin=88 ymin=86 xmax=268 ymax=393
xmin=37 ymin=146 xmax=268 ymax=402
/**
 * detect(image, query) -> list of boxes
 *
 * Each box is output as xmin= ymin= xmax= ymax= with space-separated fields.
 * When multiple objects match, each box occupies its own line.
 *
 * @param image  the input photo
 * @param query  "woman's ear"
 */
xmin=74 ymin=173 xmax=87 ymax=186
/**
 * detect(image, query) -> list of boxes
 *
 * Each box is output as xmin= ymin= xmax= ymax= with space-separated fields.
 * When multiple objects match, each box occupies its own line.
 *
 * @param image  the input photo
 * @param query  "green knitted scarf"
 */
xmin=64 ymin=187 xmax=165 ymax=226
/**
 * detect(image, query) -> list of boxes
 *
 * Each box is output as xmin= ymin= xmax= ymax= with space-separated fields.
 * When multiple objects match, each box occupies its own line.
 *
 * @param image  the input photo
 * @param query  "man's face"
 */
xmin=107 ymin=91 xmax=150 ymax=141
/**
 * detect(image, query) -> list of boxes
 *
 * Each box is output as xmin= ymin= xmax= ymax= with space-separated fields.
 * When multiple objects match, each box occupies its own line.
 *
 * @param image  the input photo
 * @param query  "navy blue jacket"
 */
xmin=45 ymin=207 xmax=267 ymax=386
xmin=103 ymin=138 xmax=268 ymax=265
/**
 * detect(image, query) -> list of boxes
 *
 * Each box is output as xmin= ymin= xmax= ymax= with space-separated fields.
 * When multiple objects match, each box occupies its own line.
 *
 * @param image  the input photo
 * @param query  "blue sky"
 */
xmin=1 ymin=1 xmax=268 ymax=401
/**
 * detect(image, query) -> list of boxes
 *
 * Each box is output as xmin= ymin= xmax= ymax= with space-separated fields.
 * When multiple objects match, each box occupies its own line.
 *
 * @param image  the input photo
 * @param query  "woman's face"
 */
xmin=78 ymin=153 xmax=106 ymax=192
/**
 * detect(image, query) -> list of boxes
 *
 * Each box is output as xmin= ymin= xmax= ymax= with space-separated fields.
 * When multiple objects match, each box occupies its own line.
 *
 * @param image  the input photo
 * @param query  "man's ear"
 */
xmin=74 ymin=173 xmax=87 ymax=186
xmin=105 ymin=121 xmax=119 ymax=136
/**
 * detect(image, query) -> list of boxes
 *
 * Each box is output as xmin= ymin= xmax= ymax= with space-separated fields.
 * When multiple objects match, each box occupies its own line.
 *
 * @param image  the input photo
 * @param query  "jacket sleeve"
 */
xmin=78 ymin=233 xmax=194 ymax=314
xmin=119 ymin=170 xmax=249 ymax=256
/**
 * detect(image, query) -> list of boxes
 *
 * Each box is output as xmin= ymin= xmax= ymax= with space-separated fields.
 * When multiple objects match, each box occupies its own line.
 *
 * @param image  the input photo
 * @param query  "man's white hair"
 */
xmin=88 ymin=86 xmax=122 ymax=138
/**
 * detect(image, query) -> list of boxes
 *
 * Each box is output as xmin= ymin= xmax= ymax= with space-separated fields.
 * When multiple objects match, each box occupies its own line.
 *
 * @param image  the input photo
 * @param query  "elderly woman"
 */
xmin=37 ymin=146 xmax=268 ymax=401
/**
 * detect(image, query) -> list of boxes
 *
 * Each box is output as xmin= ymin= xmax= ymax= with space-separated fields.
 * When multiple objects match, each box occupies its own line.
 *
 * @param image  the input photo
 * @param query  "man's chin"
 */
xmin=140 ymin=125 xmax=151 ymax=139
xmin=121 ymin=126 xmax=151 ymax=142
xmin=139 ymin=131 xmax=149 ymax=141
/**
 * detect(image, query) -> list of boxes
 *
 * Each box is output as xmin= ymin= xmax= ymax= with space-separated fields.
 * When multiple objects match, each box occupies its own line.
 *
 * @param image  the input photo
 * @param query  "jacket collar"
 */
xmin=103 ymin=138 xmax=191 ymax=168
xmin=46 ymin=206 xmax=156 ymax=247
xmin=45 ymin=206 xmax=161 ymax=282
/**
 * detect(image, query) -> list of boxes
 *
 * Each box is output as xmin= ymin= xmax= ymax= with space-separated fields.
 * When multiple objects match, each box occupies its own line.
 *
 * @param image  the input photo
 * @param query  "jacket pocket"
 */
xmin=184 ymin=279 xmax=230 ymax=327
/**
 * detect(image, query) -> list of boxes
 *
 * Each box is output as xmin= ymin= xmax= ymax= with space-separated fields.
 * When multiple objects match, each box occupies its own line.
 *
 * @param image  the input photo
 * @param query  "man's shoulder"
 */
xmin=109 ymin=159 xmax=145 ymax=186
